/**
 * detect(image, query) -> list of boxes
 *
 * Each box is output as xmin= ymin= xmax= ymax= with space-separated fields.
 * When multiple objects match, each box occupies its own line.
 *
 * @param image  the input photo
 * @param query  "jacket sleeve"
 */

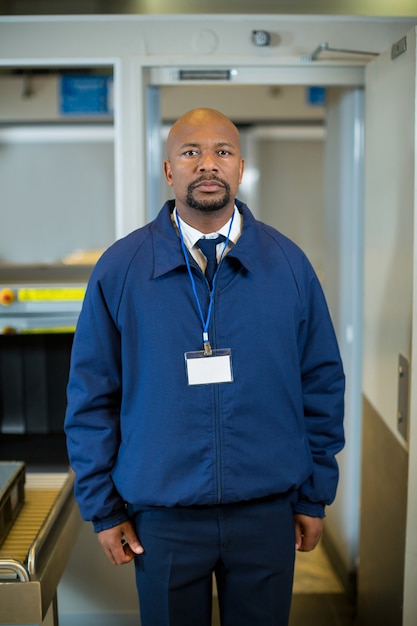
xmin=64 ymin=266 xmax=129 ymax=532
xmin=295 ymin=266 xmax=345 ymax=518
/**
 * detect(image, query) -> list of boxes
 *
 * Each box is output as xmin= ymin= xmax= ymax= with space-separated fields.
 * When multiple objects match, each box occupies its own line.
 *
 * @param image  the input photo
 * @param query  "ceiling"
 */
xmin=0 ymin=0 xmax=416 ymax=16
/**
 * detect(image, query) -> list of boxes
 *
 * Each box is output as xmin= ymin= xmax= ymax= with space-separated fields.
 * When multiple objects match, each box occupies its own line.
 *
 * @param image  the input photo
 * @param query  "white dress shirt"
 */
xmin=173 ymin=206 xmax=243 ymax=272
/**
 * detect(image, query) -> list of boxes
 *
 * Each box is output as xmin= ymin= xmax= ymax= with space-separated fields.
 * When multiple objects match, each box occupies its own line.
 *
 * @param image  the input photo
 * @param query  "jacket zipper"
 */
xmin=197 ymin=260 xmax=223 ymax=503
xmin=214 ymin=382 xmax=222 ymax=503
xmin=210 ymin=281 xmax=222 ymax=504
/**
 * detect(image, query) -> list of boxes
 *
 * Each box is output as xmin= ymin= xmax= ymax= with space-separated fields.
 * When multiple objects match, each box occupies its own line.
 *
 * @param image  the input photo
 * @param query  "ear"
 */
xmin=164 ymin=160 xmax=174 ymax=186
xmin=238 ymin=158 xmax=245 ymax=184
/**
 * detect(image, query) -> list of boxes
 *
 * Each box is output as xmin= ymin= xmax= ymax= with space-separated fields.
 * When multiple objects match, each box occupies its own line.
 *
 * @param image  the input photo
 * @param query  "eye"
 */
xmin=183 ymin=149 xmax=199 ymax=157
xmin=218 ymin=149 xmax=231 ymax=156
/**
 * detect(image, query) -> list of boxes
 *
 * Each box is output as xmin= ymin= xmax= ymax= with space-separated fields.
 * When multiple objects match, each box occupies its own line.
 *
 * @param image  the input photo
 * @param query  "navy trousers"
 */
xmin=129 ymin=494 xmax=296 ymax=626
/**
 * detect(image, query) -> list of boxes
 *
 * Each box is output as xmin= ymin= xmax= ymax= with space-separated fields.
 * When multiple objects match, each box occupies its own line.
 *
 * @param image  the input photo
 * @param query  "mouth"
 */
xmin=192 ymin=177 xmax=225 ymax=193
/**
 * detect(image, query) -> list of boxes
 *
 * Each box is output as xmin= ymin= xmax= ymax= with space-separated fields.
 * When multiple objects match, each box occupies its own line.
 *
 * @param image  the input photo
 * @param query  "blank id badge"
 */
xmin=185 ymin=348 xmax=233 ymax=385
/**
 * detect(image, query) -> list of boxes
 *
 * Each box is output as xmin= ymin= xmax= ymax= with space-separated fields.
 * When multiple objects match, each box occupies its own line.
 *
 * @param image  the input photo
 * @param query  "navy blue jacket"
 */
xmin=65 ymin=200 xmax=345 ymax=532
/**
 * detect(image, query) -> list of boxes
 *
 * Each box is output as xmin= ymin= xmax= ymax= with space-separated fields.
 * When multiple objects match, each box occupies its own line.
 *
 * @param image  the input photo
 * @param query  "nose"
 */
xmin=198 ymin=152 xmax=218 ymax=172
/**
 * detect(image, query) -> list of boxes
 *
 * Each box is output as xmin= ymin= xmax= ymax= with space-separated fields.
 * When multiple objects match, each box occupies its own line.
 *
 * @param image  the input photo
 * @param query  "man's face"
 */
xmin=164 ymin=111 xmax=244 ymax=217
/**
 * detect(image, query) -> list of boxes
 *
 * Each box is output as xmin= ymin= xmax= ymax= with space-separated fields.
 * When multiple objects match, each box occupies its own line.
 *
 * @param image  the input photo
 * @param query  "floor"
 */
xmin=211 ymin=542 xmax=356 ymax=626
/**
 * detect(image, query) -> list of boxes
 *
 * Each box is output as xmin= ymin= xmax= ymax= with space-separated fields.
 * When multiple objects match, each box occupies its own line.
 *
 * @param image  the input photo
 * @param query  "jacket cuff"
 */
xmin=294 ymin=499 xmax=326 ymax=519
xmin=92 ymin=509 xmax=130 ymax=533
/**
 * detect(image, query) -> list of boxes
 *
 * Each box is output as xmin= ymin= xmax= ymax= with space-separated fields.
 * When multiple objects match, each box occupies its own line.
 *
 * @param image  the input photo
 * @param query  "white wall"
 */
xmin=363 ymin=29 xmax=417 ymax=626
xmin=363 ymin=46 xmax=414 ymax=440
xmin=0 ymin=127 xmax=115 ymax=263
xmin=257 ymin=136 xmax=325 ymax=277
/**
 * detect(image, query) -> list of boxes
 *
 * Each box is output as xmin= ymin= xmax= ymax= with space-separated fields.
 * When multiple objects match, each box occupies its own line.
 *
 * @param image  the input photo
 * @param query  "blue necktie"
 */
xmin=197 ymin=235 xmax=226 ymax=288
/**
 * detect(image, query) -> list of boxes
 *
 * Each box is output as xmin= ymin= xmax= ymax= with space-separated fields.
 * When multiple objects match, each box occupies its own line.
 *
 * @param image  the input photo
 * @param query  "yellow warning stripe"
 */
xmin=17 ymin=288 xmax=85 ymax=302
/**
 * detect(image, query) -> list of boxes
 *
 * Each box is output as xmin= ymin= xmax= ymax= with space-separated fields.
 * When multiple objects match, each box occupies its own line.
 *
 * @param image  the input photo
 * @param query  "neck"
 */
xmin=176 ymin=203 xmax=235 ymax=234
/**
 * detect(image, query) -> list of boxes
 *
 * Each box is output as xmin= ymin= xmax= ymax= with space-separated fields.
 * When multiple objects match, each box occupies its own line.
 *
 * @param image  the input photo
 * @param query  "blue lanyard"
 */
xmin=175 ymin=211 xmax=234 ymax=354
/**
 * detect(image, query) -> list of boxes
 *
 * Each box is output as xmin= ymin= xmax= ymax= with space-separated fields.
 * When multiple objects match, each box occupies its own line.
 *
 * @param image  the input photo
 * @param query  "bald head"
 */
xmin=166 ymin=108 xmax=241 ymax=159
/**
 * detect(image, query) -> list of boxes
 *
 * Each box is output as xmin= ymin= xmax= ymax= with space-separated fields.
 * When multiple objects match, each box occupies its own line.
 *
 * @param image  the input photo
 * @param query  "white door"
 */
xmin=361 ymin=26 xmax=417 ymax=626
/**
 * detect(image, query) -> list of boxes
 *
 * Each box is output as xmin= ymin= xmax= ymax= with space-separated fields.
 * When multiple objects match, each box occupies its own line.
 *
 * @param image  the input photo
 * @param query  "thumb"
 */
xmin=123 ymin=526 xmax=144 ymax=555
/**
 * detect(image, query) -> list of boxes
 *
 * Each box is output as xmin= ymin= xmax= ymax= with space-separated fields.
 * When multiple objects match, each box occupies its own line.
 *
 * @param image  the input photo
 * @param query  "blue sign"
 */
xmin=306 ymin=86 xmax=326 ymax=107
xmin=60 ymin=75 xmax=113 ymax=116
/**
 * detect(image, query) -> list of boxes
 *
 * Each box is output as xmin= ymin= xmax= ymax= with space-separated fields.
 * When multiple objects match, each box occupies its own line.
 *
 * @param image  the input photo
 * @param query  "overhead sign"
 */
xmin=60 ymin=75 xmax=113 ymax=116
xmin=306 ymin=86 xmax=326 ymax=106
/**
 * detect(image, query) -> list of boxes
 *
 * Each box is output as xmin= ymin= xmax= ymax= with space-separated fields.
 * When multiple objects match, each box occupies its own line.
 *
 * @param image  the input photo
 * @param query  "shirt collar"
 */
xmin=173 ymin=206 xmax=242 ymax=250
xmin=152 ymin=200 xmax=255 ymax=279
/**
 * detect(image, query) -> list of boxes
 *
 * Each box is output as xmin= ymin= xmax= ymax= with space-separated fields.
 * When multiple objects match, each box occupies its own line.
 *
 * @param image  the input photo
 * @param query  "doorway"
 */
xmin=145 ymin=79 xmax=364 ymax=598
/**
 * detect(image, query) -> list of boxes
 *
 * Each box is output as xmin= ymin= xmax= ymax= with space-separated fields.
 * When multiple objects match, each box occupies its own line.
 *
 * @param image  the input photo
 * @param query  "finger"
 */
xmin=122 ymin=542 xmax=140 ymax=560
xmin=98 ymin=535 xmax=133 ymax=565
xmin=303 ymin=531 xmax=321 ymax=552
xmin=294 ymin=523 xmax=303 ymax=551
xmin=111 ymin=541 xmax=136 ymax=565
xmin=122 ymin=531 xmax=144 ymax=555
xmin=298 ymin=536 xmax=313 ymax=552
xmin=102 ymin=544 xmax=120 ymax=565
xmin=297 ymin=527 xmax=321 ymax=552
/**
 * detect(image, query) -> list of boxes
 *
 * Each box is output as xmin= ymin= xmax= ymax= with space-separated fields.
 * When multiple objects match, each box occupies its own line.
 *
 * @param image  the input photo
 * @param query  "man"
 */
xmin=65 ymin=108 xmax=345 ymax=626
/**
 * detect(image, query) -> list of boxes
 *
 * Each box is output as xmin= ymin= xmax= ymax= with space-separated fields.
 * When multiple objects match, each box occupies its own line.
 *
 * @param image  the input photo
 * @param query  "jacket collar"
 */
xmin=151 ymin=199 xmax=257 ymax=279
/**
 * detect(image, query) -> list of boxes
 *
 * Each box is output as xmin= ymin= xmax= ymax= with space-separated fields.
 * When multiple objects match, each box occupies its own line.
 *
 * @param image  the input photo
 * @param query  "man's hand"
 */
xmin=294 ymin=514 xmax=323 ymax=552
xmin=97 ymin=520 xmax=144 ymax=565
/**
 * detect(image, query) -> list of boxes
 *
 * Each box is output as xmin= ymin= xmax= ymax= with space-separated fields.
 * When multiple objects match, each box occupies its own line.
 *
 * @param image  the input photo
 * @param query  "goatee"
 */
xmin=186 ymin=176 xmax=231 ymax=212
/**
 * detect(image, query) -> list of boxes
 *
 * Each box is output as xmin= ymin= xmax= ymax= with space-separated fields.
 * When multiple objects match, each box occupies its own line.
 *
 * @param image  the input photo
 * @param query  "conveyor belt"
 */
xmin=0 ymin=471 xmax=82 ymax=624
xmin=0 ymin=475 xmax=64 ymax=564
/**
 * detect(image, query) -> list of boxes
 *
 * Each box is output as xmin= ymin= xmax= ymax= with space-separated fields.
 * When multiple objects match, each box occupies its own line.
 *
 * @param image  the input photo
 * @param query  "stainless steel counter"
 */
xmin=0 ymin=471 xmax=82 ymax=625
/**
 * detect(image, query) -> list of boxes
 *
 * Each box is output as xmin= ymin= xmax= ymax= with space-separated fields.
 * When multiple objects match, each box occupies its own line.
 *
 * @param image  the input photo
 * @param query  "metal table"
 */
xmin=0 ymin=471 xmax=81 ymax=625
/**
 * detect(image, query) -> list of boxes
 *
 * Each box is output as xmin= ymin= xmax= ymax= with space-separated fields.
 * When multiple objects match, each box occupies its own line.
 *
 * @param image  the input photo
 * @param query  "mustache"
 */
xmin=188 ymin=175 xmax=227 ymax=191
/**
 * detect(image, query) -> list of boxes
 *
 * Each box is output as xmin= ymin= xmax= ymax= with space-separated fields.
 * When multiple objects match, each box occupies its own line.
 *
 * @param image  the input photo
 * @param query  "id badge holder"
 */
xmin=185 ymin=348 xmax=233 ymax=385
